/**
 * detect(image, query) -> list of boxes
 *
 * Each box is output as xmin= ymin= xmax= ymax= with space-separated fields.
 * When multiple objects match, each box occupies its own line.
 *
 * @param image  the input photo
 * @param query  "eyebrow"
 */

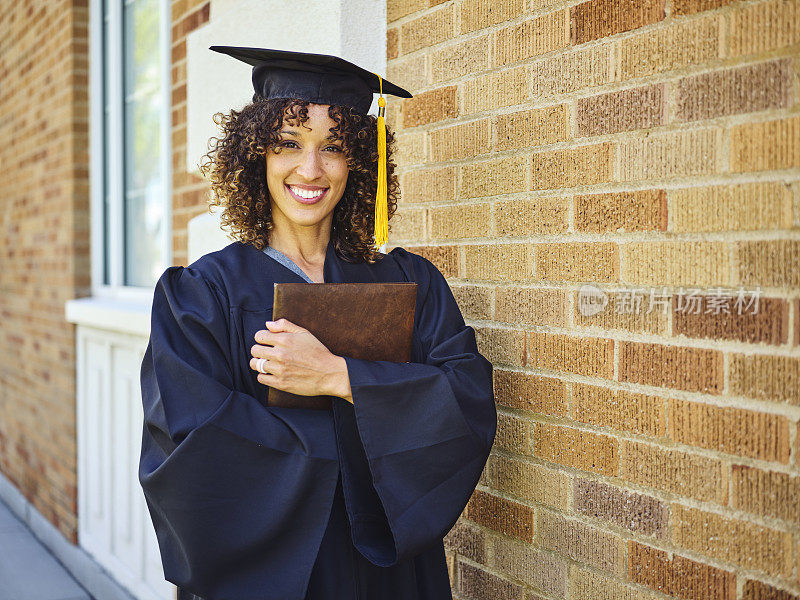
xmin=279 ymin=129 xmax=340 ymax=141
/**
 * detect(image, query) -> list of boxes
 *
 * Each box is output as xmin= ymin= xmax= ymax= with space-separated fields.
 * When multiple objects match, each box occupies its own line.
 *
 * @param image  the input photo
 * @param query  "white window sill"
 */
xmin=65 ymin=297 xmax=151 ymax=337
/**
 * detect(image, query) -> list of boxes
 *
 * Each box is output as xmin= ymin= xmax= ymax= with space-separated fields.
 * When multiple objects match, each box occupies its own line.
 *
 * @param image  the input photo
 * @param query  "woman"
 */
xmin=138 ymin=47 xmax=497 ymax=600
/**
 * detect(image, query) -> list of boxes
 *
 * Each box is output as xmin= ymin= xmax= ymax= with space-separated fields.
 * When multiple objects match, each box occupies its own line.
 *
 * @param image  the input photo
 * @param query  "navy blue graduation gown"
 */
xmin=138 ymin=239 xmax=497 ymax=600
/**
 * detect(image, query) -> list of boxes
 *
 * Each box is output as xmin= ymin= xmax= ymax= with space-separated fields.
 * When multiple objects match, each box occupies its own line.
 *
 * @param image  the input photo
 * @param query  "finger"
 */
xmin=253 ymin=329 xmax=282 ymax=346
xmin=250 ymin=343 xmax=282 ymax=360
xmin=266 ymin=318 xmax=305 ymax=333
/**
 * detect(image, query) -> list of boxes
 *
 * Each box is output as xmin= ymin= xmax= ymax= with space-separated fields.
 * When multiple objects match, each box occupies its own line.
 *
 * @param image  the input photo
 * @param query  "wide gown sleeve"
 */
xmin=138 ymin=266 xmax=340 ymax=600
xmin=333 ymin=254 xmax=497 ymax=567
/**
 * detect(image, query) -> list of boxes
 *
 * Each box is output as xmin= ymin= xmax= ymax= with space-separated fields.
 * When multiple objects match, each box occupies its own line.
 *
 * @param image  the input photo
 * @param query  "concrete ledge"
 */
xmin=0 ymin=471 xmax=137 ymax=600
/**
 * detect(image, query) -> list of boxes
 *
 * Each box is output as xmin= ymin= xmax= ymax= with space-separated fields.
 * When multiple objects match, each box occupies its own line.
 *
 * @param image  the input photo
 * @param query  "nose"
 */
xmin=295 ymin=147 xmax=325 ymax=181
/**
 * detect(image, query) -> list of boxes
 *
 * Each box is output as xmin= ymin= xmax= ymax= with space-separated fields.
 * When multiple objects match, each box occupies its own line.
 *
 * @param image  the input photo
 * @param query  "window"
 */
xmin=92 ymin=0 xmax=170 ymax=294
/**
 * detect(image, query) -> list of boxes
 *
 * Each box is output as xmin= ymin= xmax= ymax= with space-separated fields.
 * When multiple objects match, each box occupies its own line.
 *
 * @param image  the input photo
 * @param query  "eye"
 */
xmin=277 ymin=140 xmax=299 ymax=149
xmin=324 ymin=145 xmax=343 ymax=153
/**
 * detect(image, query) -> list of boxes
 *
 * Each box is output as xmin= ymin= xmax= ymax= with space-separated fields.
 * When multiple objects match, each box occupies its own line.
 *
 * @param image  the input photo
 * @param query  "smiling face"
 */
xmin=264 ymin=103 xmax=350 ymax=237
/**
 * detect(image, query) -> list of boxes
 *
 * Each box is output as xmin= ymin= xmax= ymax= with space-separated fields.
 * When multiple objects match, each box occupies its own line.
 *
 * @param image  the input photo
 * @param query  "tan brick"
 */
xmin=571 ymin=0 xmax=666 ymax=45
xmin=395 ymin=130 xmax=426 ymax=165
xmin=460 ymin=0 xmax=525 ymax=33
xmin=621 ymin=440 xmax=729 ymax=504
xmin=736 ymin=240 xmax=800 ymax=288
xmin=450 ymin=283 xmax=493 ymax=320
xmin=430 ymin=119 xmax=491 ymax=162
xmin=669 ymin=398 xmax=791 ymax=462
xmin=430 ymin=35 xmax=490 ymax=84
xmin=493 ymin=369 xmax=568 ymax=415
xmin=728 ymin=0 xmax=800 ymax=58
xmin=620 ymin=341 xmax=723 ymax=393
xmin=475 ymin=326 xmax=527 ymax=366
xmin=388 ymin=0 xmax=427 ymax=22
xmin=402 ymin=86 xmax=457 ymax=128
xmin=387 ymin=53 xmax=427 ymax=93
xmin=461 ymin=156 xmax=529 ymax=199
xmin=742 ymin=579 xmax=799 ymax=600
xmin=534 ymin=242 xmax=619 ymax=283
xmin=628 ymin=541 xmax=736 ymax=600
xmin=574 ymin=288 xmax=671 ymax=336
xmin=533 ymin=422 xmax=619 ymax=476
xmin=573 ymin=383 xmax=666 ymax=438
xmin=457 ymin=562 xmax=525 ymax=600
xmin=672 ymin=504 xmax=793 ymax=578
xmin=531 ymin=142 xmax=614 ymax=190
xmin=732 ymin=464 xmax=800 ymax=525
xmin=491 ymin=536 xmax=569 ymax=596
xmin=495 ymin=196 xmax=570 ymax=237
xmin=389 ymin=205 xmax=426 ymax=243
xmin=673 ymin=0 xmax=733 ymax=15
xmin=400 ymin=5 xmax=454 ymax=54
xmin=671 ymin=182 xmax=793 ymax=233
xmin=494 ymin=412 xmax=532 ymax=455
xmin=531 ymin=45 xmax=614 ymax=101
xmin=577 ymin=84 xmax=665 ymax=137
xmin=387 ymin=27 xmax=399 ymax=60
xmin=731 ymin=116 xmax=800 ymax=173
xmin=463 ymin=66 xmax=528 ymax=115
xmin=621 ymin=241 xmax=730 ymax=286
xmin=674 ymin=296 xmax=790 ymax=345
xmin=538 ymin=509 xmax=622 ymax=573
xmin=575 ymin=190 xmax=666 ymax=233
xmin=729 ymin=353 xmax=800 ymax=405
xmin=401 ymin=166 xmax=456 ymax=203
xmin=496 ymin=105 xmax=569 ymax=151
xmin=574 ymin=478 xmax=668 ymax=537
xmin=620 ymin=128 xmax=719 ymax=181
xmin=495 ymin=286 xmax=567 ymax=328
xmin=464 ymin=243 xmax=532 ymax=281
xmin=528 ymin=332 xmax=615 ymax=379
xmin=571 ymin=566 xmax=661 ymax=600
xmin=428 ymin=203 xmax=490 ymax=240
xmin=465 ymin=489 xmax=534 ymax=542
xmin=486 ymin=454 xmax=571 ymax=510
xmin=404 ymin=244 xmax=459 ymax=277
xmin=675 ymin=59 xmax=794 ymax=123
xmin=618 ymin=14 xmax=720 ymax=80
xmin=494 ymin=11 xmax=570 ymax=66
xmin=444 ymin=520 xmax=488 ymax=563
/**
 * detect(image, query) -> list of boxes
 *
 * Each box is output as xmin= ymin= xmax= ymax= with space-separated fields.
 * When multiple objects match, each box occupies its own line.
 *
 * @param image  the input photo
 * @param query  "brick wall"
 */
xmin=0 ymin=0 xmax=90 ymax=543
xmin=385 ymin=0 xmax=800 ymax=597
xmin=170 ymin=0 xmax=210 ymax=267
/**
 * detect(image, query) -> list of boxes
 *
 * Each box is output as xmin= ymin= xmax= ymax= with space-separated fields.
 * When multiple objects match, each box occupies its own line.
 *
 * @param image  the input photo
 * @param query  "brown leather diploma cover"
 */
xmin=267 ymin=282 xmax=418 ymax=410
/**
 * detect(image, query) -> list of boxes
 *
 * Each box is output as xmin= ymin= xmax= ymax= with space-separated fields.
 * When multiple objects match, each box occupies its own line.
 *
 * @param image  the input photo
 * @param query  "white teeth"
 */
xmin=289 ymin=185 xmax=325 ymax=199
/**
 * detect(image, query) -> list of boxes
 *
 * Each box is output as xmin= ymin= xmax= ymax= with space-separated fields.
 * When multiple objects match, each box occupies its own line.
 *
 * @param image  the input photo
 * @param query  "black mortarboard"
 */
xmin=210 ymin=46 xmax=411 ymax=248
xmin=209 ymin=46 xmax=412 ymax=114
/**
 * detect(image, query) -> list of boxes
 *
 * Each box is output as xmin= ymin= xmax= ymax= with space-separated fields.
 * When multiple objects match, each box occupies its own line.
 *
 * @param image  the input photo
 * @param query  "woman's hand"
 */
xmin=250 ymin=318 xmax=353 ymax=403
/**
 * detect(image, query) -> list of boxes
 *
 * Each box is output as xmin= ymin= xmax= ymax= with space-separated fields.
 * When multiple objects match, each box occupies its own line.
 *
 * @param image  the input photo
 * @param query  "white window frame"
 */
xmin=89 ymin=0 xmax=172 ymax=302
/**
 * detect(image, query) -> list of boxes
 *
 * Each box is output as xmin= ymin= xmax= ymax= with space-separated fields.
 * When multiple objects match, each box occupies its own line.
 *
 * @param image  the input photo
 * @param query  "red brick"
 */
xmin=674 ymin=296 xmax=789 ymax=345
xmin=675 ymin=59 xmax=794 ymax=122
xmin=742 ymin=579 xmax=799 ymax=600
xmin=628 ymin=541 xmax=736 ymax=600
xmin=619 ymin=341 xmax=723 ymax=394
xmin=576 ymin=84 xmax=665 ymax=137
xmin=464 ymin=489 xmax=534 ymax=542
xmin=571 ymin=0 xmax=666 ymax=44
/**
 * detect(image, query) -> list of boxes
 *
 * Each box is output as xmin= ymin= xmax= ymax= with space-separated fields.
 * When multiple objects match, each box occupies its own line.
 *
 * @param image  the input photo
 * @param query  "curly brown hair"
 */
xmin=199 ymin=98 xmax=400 ymax=264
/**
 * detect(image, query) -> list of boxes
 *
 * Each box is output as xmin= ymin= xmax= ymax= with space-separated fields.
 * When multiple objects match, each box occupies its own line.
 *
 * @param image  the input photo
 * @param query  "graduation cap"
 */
xmin=210 ymin=46 xmax=413 ymax=248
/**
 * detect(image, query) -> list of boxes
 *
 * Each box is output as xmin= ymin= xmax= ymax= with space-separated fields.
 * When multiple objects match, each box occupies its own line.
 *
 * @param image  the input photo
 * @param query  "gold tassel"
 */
xmin=375 ymin=75 xmax=388 ymax=249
